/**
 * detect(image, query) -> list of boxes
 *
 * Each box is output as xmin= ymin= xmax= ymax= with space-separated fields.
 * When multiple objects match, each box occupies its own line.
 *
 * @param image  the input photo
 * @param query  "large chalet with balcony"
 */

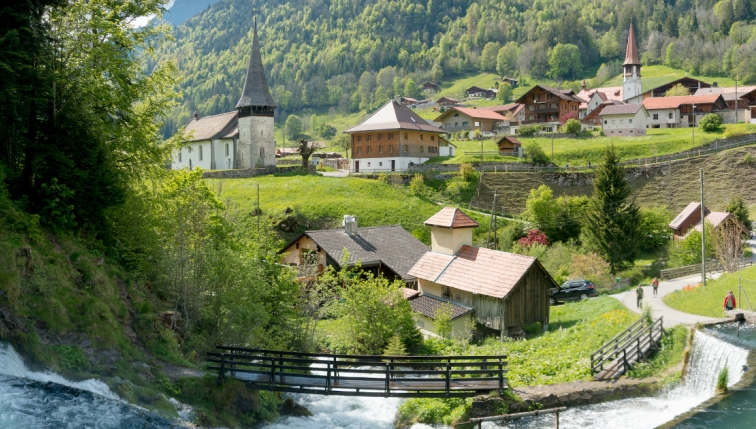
xmin=345 ymin=100 xmax=445 ymax=173
xmin=514 ymin=85 xmax=584 ymax=132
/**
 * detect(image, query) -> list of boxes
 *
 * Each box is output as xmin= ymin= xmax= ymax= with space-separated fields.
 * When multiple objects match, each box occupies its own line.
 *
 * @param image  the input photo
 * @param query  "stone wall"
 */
xmin=202 ymin=166 xmax=276 ymax=179
xmin=407 ymin=162 xmax=533 ymax=173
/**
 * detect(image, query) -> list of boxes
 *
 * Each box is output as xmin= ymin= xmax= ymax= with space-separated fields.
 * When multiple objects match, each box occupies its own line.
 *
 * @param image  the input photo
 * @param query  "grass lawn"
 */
xmin=425 ymin=125 xmax=756 ymax=166
xmin=602 ymin=65 xmax=737 ymax=92
xmin=206 ymin=174 xmax=494 ymax=244
xmin=664 ymin=264 xmax=756 ymax=317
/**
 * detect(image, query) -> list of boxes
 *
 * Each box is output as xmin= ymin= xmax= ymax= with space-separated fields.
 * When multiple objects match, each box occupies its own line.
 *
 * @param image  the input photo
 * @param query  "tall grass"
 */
xmin=664 ymin=265 xmax=756 ymax=317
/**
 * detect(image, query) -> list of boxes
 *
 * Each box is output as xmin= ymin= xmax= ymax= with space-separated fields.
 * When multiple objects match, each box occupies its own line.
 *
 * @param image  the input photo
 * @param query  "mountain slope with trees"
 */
xmin=155 ymin=0 xmax=756 ymax=137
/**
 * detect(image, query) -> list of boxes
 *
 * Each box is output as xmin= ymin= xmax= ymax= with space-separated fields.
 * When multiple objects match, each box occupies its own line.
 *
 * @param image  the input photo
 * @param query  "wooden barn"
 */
xmin=496 ymin=136 xmax=522 ymax=155
xmin=407 ymin=207 xmax=557 ymax=339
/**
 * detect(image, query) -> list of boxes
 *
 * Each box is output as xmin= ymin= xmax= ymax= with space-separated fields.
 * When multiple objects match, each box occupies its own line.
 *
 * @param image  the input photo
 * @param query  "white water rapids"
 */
xmin=0 ymin=342 xmax=183 ymax=429
xmin=261 ymin=329 xmax=751 ymax=429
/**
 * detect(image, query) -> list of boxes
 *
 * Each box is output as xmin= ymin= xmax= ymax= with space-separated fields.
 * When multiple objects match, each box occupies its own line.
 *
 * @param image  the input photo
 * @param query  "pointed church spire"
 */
xmin=236 ymin=18 xmax=276 ymax=114
xmin=623 ymin=20 xmax=640 ymax=66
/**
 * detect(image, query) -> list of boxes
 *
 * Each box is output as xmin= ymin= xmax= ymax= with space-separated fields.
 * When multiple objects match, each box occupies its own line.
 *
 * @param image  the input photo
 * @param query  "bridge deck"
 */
xmin=592 ymin=317 xmax=664 ymax=380
xmin=207 ymin=346 xmax=508 ymax=398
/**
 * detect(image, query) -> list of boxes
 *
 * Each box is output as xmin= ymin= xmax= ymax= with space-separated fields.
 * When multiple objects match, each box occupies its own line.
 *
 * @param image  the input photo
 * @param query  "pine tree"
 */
xmin=383 ymin=334 xmax=407 ymax=356
xmin=581 ymin=145 xmax=640 ymax=272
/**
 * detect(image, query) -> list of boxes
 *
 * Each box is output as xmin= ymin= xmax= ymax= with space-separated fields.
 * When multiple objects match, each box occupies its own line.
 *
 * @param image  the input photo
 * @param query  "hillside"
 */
xmin=473 ymin=146 xmax=756 ymax=214
xmin=154 ymin=0 xmax=756 ymax=138
xmin=163 ymin=0 xmax=219 ymax=27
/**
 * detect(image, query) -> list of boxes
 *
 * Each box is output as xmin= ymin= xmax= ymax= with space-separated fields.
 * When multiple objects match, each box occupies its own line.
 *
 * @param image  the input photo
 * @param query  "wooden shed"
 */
xmin=407 ymin=207 xmax=557 ymax=339
xmin=496 ymin=136 xmax=522 ymax=155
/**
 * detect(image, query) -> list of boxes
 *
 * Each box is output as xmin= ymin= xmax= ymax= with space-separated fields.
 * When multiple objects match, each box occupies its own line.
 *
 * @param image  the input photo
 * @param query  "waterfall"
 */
xmin=487 ymin=329 xmax=751 ymax=429
xmin=0 ymin=342 xmax=182 ymax=429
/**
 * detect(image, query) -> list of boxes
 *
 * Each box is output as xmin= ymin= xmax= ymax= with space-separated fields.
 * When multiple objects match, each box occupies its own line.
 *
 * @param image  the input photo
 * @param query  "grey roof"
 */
xmin=517 ymin=85 xmax=586 ymax=104
xmin=183 ymin=111 xmax=238 ymax=142
xmin=408 ymin=294 xmax=473 ymax=320
xmin=236 ymin=24 xmax=276 ymax=109
xmin=288 ymin=225 xmax=430 ymax=280
xmin=599 ymin=104 xmax=646 ymax=116
xmin=345 ymin=101 xmax=444 ymax=133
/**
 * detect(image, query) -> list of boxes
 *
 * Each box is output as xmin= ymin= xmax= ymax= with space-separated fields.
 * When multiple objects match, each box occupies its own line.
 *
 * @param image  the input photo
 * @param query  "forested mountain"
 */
xmin=154 ymin=0 xmax=756 ymax=137
xmin=162 ymin=0 xmax=219 ymax=27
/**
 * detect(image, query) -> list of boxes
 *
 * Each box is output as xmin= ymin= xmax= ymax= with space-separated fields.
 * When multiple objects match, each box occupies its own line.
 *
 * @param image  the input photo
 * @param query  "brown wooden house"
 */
xmin=516 ymin=85 xmax=584 ymax=125
xmin=437 ymin=96 xmax=461 ymax=107
xmin=496 ymin=136 xmax=522 ymax=155
xmin=407 ymin=207 xmax=557 ymax=339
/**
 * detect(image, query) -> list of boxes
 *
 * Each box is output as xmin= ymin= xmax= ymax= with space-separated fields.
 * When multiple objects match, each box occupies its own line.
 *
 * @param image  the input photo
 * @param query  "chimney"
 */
xmin=342 ymin=215 xmax=358 ymax=235
xmin=713 ymin=82 xmax=718 ymax=87
xmin=193 ymin=110 xmax=200 ymax=120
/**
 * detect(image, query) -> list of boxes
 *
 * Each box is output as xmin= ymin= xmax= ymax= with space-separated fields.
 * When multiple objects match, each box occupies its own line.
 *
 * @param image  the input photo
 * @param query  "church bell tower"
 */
xmin=236 ymin=19 xmax=276 ymax=169
xmin=622 ymin=21 xmax=642 ymax=103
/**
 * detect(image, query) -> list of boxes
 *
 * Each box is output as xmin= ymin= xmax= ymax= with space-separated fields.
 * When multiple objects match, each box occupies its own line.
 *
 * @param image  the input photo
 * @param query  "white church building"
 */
xmin=172 ymin=22 xmax=276 ymax=171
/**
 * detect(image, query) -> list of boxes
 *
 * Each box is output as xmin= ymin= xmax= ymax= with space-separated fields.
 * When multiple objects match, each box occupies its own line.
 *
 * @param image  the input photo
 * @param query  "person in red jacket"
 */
xmin=723 ymin=291 xmax=737 ymax=312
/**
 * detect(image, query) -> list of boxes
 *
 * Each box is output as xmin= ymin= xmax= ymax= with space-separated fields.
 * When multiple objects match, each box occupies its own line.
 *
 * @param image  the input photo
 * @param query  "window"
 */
xmin=455 ymin=122 xmax=459 ymax=127
xmin=419 ymin=146 xmax=424 ymax=152
xmin=378 ymin=134 xmax=383 ymax=141
xmin=357 ymin=147 xmax=362 ymax=154
xmin=260 ymin=147 xmax=264 ymax=158
xmin=629 ymin=119 xmax=633 ymax=124
xmin=431 ymin=135 xmax=435 ymax=141
xmin=358 ymin=135 xmax=362 ymax=142
xmin=404 ymin=145 xmax=409 ymax=153
xmin=653 ymin=114 xmax=659 ymax=120
xmin=612 ymin=120 xmax=616 ymax=124
xmin=420 ymin=134 xmax=424 ymax=141
xmin=404 ymin=133 xmax=408 ymax=139
xmin=454 ymin=113 xmax=460 ymax=117
xmin=620 ymin=119 xmax=624 ymax=124
xmin=379 ymin=162 xmax=383 ymax=166
xmin=199 ymin=145 xmax=203 ymax=161
xmin=225 ymin=143 xmax=229 ymax=156
xmin=178 ymin=150 xmax=182 ymax=162
xmin=378 ymin=146 xmax=383 ymax=153
xmin=474 ymin=121 xmax=480 ymax=127
xmin=366 ymin=134 xmax=372 ymax=141
xmin=388 ymin=133 xmax=394 ymax=140
xmin=367 ymin=162 xmax=371 ymax=166
xmin=389 ymin=145 xmax=393 ymax=153
xmin=367 ymin=146 xmax=372 ymax=153
xmin=604 ymin=120 xmax=607 ymax=124
xmin=669 ymin=112 xmax=673 ymax=119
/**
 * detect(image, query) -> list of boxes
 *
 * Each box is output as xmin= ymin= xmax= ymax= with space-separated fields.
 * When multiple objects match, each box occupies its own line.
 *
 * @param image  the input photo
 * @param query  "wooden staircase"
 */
xmin=591 ymin=317 xmax=664 ymax=380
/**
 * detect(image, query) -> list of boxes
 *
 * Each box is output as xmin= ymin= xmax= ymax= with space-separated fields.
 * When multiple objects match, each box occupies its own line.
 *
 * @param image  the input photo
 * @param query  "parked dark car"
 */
xmin=549 ymin=279 xmax=598 ymax=305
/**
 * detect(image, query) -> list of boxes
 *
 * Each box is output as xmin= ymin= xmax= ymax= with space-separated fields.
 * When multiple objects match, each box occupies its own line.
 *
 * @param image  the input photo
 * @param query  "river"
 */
xmin=0 ymin=325 xmax=754 ymax=429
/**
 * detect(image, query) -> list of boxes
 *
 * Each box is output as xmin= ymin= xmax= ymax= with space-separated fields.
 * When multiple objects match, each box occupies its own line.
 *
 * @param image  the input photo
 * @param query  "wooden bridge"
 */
xmin=207 ymin=346 xmax=507 ymax=398
xmin=591 ymin=317 xmax=664 ymax=380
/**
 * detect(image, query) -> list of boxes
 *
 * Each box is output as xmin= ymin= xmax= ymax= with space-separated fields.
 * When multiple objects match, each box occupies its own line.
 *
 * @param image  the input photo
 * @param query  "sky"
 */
xmin=131 ymin=0 xmax=175 ymax=28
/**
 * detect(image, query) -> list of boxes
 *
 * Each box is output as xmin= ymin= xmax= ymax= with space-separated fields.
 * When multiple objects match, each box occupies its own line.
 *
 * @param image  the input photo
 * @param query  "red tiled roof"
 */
xmin=435 ymin=107 xmax=507 ymax=122
xmin=424 ymin=207 xmax=479 ymax=229
xmin=643 ymin=94 xmax=722 ymax=110
xmin=669 ymin=202 xmax=703 ymax=230
xmin=408 ymin=246 xmax=540 ymax=299
xmin=624 ymin=22 xmax=640 ymax=65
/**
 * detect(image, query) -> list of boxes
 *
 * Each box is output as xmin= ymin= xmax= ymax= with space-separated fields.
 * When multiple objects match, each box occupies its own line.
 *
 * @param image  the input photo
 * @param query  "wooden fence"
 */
xmin=659 ymin=259 xmax=753 ymax=280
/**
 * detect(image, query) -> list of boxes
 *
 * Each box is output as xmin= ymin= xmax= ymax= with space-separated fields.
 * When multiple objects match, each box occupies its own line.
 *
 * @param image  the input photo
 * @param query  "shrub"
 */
xmin=562 ymin=118 xmax=581 ymax=134
xmin=518 ymin=125 xmax=541 ymax=137
xmin=409 ymin=174 xmax=426 ymax=196
xmin=743 ymin=154 xmax=755 ymax=165
xmin=638 ymin=207 xmax=673 ymax=252
xmin=716 ymin=367 xmax=729 ymax=394
xmin=458 ymin=163 xmax=476 ymax=181
xmin=698 ymin=113 xmax=723 ymax=132
xmin=384 ymin=334 xmax=408 ymax=356
xmin=377 ymin=173 xmax=388 ymax=183
xmin=518 ymin=228 xmax=550 ymax=247
xmin=434 ymin=303 xmax=454 ymax=339
xmin=571 ymin=252 xmax=613 ymax=290
xmin=524 ymin=142 xmax=549 ymax=164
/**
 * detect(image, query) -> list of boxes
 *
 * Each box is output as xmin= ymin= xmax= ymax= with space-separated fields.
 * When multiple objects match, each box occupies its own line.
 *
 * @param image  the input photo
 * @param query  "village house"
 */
xmin=669 ymin=202 xmax=748 ymax=239
xmin=515 ymin=85 xmax=584 ymax=131
xmin=171 ymin=23 xmax=275 ymax=171
xmin=482 ymin=103 xmax=526 ymax=123
xmin=577 ymin=85 xmax=624 ymax=119
xmin=466 ymin=86 xmax=495 ymax=98
xmin=345 ymin=100 xmax=445 ymax=172
xmin=437 ymin=96 xmax=461 ymax=107
xmin=695 ymin=85 xmax=756 ymax=123
xmin=581 ymin=100 xmax=624 ymax=128
xmin=643 ymin=94 xmax=727 ymax=128
xmin=434 ymin=106 xmax=508 ymax=136
xmin=496 ymin=136 xmax=522 ymax=156
xmin=395 ymin=96 xmax=419 ymax=107
xmin=422 ymin=82 xmax=440 ymax=93
xmin=278 ymin=216 xmax=430 ymax=288
xmin=599 ymin=104 xmax=649 ymax=136
xmin=502 ymin=77 xmax=518 ymax=88
xmin=407 ymin=207 xmax=557 ymax=339
xmin=438 ymin=137 xmax=457 ymax=157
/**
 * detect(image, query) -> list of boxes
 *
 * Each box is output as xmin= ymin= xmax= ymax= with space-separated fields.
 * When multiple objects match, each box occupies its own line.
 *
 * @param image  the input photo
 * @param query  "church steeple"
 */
xmin=236 ymin=18 xmax=276 ymax=117
xmin=622 ymin=21 xmax=642 ymax=102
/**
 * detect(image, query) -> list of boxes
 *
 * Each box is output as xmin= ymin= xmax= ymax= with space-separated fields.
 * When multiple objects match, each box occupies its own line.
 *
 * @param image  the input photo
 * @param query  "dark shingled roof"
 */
xmin=282 ymin=225 xmax=430 ymax=280
xmin=408 ymin=294 xmax=473 ymax=320
xmin=183 ymin=111 xmax=238 ymax=142
xmin=236 ymin=23 xmax=276 ymax=109
xmin=345 ymin=101 xmax=444 ymax=133
xmin=599 ymin=104 xmax=646 ymax=116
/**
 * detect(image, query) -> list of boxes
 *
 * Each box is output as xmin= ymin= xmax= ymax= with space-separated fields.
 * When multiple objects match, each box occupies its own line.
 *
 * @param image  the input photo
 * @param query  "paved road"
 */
xmin=611 ymin=274 xmax=723 ymax=327
xmin=319 ymin=170 xmax=349 ymax=177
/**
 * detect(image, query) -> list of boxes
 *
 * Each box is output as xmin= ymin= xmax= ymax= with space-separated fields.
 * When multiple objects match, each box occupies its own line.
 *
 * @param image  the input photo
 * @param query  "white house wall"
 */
xmin=601 ymin=111 xmax=647 ymax=136
xmin=351 ymin=156 xmax=431 ymax=172
xmin=212 ymin=138 xmax=236 ymax=170
xmin=172 ymin=141 xmax=212 ymax=170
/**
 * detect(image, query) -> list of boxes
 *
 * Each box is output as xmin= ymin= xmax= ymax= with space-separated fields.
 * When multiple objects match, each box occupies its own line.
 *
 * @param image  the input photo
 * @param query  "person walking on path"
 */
xmin=636 ymin=285 xmax=644 ymax=308
xmin=723 ymin=290 xmax=737 ymax=312
xmin=652 ymin=277 xmax=659 ymax=296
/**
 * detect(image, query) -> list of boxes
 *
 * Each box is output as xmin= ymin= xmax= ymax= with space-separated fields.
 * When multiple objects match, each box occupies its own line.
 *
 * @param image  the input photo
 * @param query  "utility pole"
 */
xmin=551 ymin=128 xmax=555 ymax=165
xmin=735 ymin=78 xmax=739 ymax=124
xmin=692 ymin=104 xmax=696 ymax=147
xmin=487 ymin=191 xmax=498 ymax=249
xmin=700 ymin=168 xmax=706 ymax=287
